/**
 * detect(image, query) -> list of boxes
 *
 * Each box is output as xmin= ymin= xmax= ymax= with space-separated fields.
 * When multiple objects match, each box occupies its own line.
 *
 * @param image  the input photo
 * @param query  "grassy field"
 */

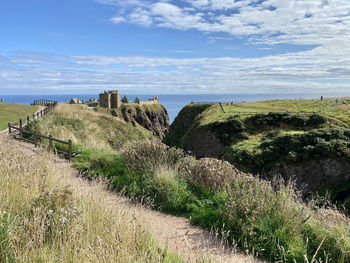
xmin=32 ymin=103 xmax=350 ymax=262
xmin=0 ymin=103 xmax=38 ymax=130
xmin=194 ymin=97 xmax=350 ymax=126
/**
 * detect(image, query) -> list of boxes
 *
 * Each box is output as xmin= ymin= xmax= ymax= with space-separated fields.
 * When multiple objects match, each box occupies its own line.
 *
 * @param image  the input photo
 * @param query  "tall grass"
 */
xmin=31 ymin=104 xmax=151 ymax=150
xmin=75 ymin=140 xmax=350 ymax=262
xmin=0 ymin=137 xmax=183 ymax=262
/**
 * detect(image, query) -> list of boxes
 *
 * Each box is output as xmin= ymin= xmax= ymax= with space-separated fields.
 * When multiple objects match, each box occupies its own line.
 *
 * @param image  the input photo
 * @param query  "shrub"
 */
xmin=224 ymin=176 xmax=307 ymax=261
xmin=178 ymin=157 xmax=241 ymax=192
xmin=245 ymin=112 xmax=327 ymax=130
xmin=209 ymin=118 xmax=246 ymax=145
xmin=121 ymin=140 xmax=184 ymax=173
xmin=307 ymin=114 xmax=328 ymax=127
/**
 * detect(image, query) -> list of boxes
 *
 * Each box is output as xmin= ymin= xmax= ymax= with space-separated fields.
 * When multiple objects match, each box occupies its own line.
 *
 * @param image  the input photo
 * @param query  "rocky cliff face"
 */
xmin=112 ymin=104 xmax=170 ymax=139
xmin=268 ymin=158 xmax=350 ymax=194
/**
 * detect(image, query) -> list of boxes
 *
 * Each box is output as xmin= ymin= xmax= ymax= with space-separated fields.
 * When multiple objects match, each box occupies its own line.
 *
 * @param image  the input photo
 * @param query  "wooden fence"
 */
xmin=8 ymin=100 xmax=72 ymax=161
xmin=32 ymin=100 xmax=58 ymax=106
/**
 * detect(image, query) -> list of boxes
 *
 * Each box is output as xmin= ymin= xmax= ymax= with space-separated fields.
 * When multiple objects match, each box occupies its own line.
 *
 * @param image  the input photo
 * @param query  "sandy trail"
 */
xmin=0 ymin=132 xmax=264 ymax=263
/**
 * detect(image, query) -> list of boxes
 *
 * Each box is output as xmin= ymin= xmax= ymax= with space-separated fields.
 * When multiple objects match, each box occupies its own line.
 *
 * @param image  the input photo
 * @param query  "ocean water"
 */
xmin=1 ymin=93 xmax=349 ymax=123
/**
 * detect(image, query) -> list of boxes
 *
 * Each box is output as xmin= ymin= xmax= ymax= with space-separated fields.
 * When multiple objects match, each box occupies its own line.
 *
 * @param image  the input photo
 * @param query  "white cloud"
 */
xmin=1 ymin=48 xmax=350 ymax=94
xmin=100 ymin=0 xmax=350 ymax=47
xmin=111 ymin=16 xmax=126 ymax=23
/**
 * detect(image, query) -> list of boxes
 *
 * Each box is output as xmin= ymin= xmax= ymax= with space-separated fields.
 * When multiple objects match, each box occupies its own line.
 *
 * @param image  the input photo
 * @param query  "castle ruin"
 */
xmin=134 ymin=96 xmax=159 ymax=105
xmin=99 ymin=90 xmax=159 ymax=108
xmin=99 ymin=90 xmax=121 ymax=109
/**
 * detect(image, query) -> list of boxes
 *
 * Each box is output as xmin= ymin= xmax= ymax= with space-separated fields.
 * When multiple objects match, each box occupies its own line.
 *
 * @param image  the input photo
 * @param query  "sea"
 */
xmin=1 ymin=93 xmax=350 ymax=123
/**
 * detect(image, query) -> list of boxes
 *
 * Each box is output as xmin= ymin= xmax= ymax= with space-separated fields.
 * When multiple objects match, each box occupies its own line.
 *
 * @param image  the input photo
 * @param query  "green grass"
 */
xmin=164 ymin=98 xmax=350 ymax=170
xmin=71 ymin=141 xmax=350 ymax=263
xmin=0 ymin=103 xmax=38 ymax=130
xmin=32 ymin=103 xmax=350 ymax=262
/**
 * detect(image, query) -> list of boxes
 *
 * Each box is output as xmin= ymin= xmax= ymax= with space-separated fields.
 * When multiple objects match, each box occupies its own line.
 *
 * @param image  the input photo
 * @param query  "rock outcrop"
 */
xmin=113 ymin=104 xmax=170 ymax=139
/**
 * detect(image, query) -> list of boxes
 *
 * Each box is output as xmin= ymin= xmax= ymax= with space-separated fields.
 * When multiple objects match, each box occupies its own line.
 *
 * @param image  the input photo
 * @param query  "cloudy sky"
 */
xmin=1 ymin=0 xmax=350 ymax=94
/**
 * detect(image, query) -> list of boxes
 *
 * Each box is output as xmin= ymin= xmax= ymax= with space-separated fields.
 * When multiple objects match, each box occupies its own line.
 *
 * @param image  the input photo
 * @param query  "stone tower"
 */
xmin=99 ymin=90 xmax=121 ymax=109
xmin=110 ymin=90 xmax=121 ymax=108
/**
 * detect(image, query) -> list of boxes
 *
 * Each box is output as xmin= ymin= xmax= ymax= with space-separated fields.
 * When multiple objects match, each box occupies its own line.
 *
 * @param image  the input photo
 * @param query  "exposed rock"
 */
xmin=268 ymin=158 xmax=350 ymax=193
xmin=121 ymin=104 xmax=170 ymax=139
xmin=182 ymin=126 xmax=225 ymax=158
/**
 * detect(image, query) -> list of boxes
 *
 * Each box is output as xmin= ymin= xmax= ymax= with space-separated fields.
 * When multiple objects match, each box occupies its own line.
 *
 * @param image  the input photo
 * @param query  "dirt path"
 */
xmin=0 ymin=133 xmax=264 ymax=263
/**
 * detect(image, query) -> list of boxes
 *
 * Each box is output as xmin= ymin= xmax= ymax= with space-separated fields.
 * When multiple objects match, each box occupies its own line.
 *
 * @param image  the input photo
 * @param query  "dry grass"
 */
xmin=121 ymin=139 xmax=184 ymax=173
xmin=0 ymin=137 xmax=183 ymax=263
xmin=178 ymin=157 xmax=241 ymax=192
xmin=32 ymin=104 xmax=151 ymax=151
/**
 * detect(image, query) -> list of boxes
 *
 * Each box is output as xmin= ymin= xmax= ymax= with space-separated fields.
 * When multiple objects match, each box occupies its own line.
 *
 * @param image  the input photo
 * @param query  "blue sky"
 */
xmin=1 ymin=0 xmax=350 ymax=94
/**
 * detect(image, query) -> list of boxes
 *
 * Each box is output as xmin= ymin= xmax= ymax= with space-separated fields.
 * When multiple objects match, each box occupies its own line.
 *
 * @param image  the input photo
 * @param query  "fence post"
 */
xmin=19 ymin=127 xmax=23 ymax=138
xmin=27 ymin=116 xmax=30 ymax=124
xmin=49 ymin=135 xmax=53 ymax=150
xmin=33 ymin=114 xmax=35 ymax=120
xmin=33 ymin=131 xmax=37 ymax=147
xmin=19 ymin=119 xmax=22 ymax=128
xmin=37 ymin=112 xmax=39 ymax=118
xmin=68 ymin=140 xmax=72 ymax=162
xmin=41 ymin=110 xmax=43 ymax=116
xmin=8 ymin=123 xmax=11 ymax=134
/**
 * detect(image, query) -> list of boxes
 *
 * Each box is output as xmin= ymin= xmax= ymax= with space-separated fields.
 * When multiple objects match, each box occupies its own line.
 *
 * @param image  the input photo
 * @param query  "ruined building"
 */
xmin=134 ymin=96 xmax=159 ymax=105
xmin=99 ymin=90 xmax=121 ymax=109
xmin=99 ymin=90 xmax=159 ymax=109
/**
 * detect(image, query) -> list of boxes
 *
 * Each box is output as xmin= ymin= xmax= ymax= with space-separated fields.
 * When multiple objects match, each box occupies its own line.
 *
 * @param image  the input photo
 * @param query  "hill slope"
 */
xmin=164 ymin=97 xmax=350 ymax=195
xmin=31 ymin=104 xmax=153 ymax=150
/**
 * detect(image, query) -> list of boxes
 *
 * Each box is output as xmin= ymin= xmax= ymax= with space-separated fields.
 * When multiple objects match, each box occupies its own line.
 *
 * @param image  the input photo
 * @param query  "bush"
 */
xmin=121 ymin=140 xmax=184 ymax=173
xmin=245 ymin=112 xmax=327 ymax=130
xmin=224 ymin=177 xmax=307 ymax=261
xmin=209 ymin=118 xmax=246 ymax=145
xmin=307 ymin=114 xmax=328 ymax=127
xmin=178 ymin=157 xmax=240 ymax=192
xmin=228 ymin=128 xmax=350 ymax=172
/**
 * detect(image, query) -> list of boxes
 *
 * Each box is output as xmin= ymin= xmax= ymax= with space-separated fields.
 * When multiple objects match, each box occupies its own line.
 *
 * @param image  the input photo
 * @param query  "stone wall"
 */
xmin=135 ymin=96 xmax=159 ymax=105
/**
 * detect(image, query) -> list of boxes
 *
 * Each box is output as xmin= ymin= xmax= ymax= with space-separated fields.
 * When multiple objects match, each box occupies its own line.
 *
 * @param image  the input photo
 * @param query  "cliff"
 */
xmin=163 ymin=98 xmax=350 ymax=205
xmin=111 ymin=103 xmax=170 ymax=139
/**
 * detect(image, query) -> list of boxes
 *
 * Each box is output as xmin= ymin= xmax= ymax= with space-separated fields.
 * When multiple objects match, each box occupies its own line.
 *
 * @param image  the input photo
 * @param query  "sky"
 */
xmin=1 ymin=0 xmax=350 ymax=95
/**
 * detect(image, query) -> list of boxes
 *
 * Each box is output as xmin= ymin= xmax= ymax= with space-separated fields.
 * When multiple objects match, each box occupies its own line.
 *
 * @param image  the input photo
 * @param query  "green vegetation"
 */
xmin=32 ymin=102 xmax=350 ymax=262
xmin=30 ymin=104 xmax=152 ymax=150
xmin=73 ymin=140 xmax=350 ymax=262
xmin=164 ymin=98 xmax=350 ymax=172
xmin=0 ymin=103 xmax=38 ymax=130
xmin=163 ymin=104 xmax=212 ymax=147
xmin=0 ymin=137 xmax=182 ymax=262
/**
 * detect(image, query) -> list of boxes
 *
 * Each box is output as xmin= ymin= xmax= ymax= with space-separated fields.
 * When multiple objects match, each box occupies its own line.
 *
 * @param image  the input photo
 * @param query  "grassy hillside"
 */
xmin=30 ymin=101 xmax=350 ymax=262
xmin=0 ymin=137 xmax=182 ymax=262
xmin=0 ymin=103 xmax=38 ymax=130
xmin=164 ymin=97 xmax=350 ymax=215
xmin=164 ymin=97 xmax=350 ymax=170
xmin=31 ymin=104 xmax=153 ymax=150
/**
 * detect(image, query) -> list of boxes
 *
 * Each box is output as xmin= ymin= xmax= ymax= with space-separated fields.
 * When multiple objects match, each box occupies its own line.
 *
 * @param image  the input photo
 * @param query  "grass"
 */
xmin=164 ymin=98 xmax=350 ymax=171
xmin=72 ymin=140 xmax=350 ymax=263
xmin=0 ymin=103 xmax=38 ymax=130
xmin=0 ymin=136 xmax=183 ymax=262
xmin=33 ymin=103 xmax=350 ymax=262
xmin=30 ymin=103 xmax=152 ymax=151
